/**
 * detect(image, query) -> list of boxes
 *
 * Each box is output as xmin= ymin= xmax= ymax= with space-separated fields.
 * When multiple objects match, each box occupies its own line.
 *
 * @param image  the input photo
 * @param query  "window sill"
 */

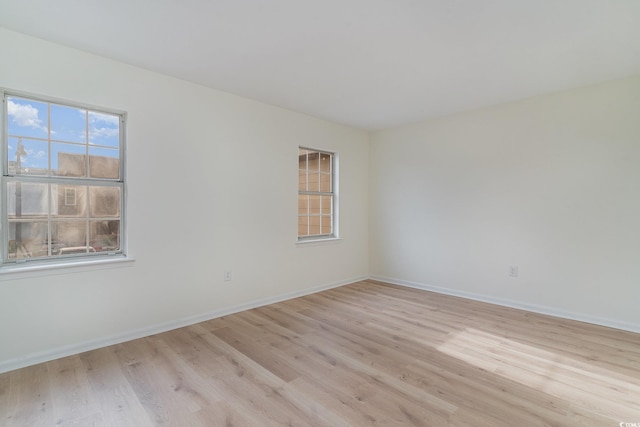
xmin=296 ymin=237 xmax=342 ymax=247
xmin=0 ymin=256 xmax=135 ymax=281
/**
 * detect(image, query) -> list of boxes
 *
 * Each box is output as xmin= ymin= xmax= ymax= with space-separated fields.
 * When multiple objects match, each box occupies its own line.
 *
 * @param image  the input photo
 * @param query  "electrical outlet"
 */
xmin=224 ymin=271 xmax=232 ymax=281
xmin=509 ymin=265 xmax=518 ymax=277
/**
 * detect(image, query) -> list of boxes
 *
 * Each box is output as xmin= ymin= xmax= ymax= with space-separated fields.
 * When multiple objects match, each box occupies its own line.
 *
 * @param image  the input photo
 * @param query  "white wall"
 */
xmin=0 ymin=28 xmax=369 ymax=371
xmin=2 ymin=27 xmax=638 ymax=374
xmin=370 ymin=74 xmax=640 ymax=331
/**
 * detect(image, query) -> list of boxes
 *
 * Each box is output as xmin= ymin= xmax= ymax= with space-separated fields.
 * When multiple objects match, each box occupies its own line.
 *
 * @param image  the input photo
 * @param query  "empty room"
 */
xmin=1 ymin=1 xmax=639 ymax=426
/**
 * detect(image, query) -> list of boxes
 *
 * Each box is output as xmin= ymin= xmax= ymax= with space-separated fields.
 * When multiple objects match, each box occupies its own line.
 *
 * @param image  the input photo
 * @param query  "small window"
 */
xmin=2 ymin=91 xmax=125 ymax=264
xmin=298 ymin=147 xmax=336 ymax=240
xmin=64 ymin=188 xmax=77 ymax=206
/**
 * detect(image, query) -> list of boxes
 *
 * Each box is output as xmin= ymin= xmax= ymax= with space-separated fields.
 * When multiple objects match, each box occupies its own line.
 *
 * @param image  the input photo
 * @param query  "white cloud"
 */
xmin=7 ymin=100 xmax=47 ymax=132
xmin=88 ymin=111 xmax=119 ymax=142
xmin=90 ymin=127 xmax=119 ymax=139
xmin=89 ymin=111 xmax=119 ymax=126
xmin=18 ymin=148 xmax=47 ymax=167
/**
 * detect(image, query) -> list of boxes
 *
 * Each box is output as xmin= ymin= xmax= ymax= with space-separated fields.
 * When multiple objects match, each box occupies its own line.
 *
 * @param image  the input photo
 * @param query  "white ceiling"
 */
xmin=1 ymin=0 xmax=639 ymax=130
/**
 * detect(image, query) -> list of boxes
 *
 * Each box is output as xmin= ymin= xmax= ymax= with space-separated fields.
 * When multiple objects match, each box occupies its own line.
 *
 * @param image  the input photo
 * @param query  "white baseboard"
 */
xmin=369 ymin=275 xmax=640 ymax=334
xmin=0 ymin=276 xmax=367 ymax=374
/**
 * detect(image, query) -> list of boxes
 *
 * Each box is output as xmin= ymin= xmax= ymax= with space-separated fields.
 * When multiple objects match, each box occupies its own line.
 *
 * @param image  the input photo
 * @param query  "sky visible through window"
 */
xmin=6 ymin=96 xmax=120 ymax=172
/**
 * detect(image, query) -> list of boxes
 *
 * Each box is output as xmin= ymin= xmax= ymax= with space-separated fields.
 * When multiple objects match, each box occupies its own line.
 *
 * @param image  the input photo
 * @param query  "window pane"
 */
xmin=298 ymin=216 xmax=309 ymax=237
xmin=88 ymin=111 xmax=120 ymax=148
xmin=298 ymin=170 xmax=307 ymax=191
xmin=307 ymin=151 xmax=319 ymax=172
xmin=6 ymin=182 xmax=48 ymax=219
xmin=51 ymin=221 xmax=87 ymax=252
xmin=90 ymin=186 xmax=120 ymax=217
xmin=320 ymin=153 xmax=331 ymax=173
xmin=56 ymin=185 xmax=86 ymax=217
xmin=309 ymin=215 xmax=321 ymax=235
xmin=309 ymin=195 xmax=320 ymax=215
xmin=90 ymin=220 xmax=120 ymax=252
xmin=321 ymin=215 xmax=332 ymax=235
xmin=51 ymin=104 xmax=86 ymax=143
xmin=53 ymin=144 xmax=86 ymax=177
xmin=6 ymin=97 xmax=49 ymax=140
xmin=321 ymin=195 xmax=332 ymax=215
xmin=298 ymin=149 xmax=307 ymax=171
xmin=298 ymin=194 xmax=309 ymax=215
xmin=7 ymin=137 xmax=49 ymax=175
xmin=320 ymin=173 xmax=331 ymax=192
xmin=307 ymin=171 xmax=320 ymax=192
xmin=89 ymin=147 xmax=120 ymax=179
xmin=8 ymin=221 xmax=48 ymax=259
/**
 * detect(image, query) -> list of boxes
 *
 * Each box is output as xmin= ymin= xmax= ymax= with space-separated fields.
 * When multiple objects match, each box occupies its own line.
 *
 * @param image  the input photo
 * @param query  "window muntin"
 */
xmin=298 ymin=147 xmax=335 ymax=240
xmin=2 ymin=91 xmax=124 ymax=264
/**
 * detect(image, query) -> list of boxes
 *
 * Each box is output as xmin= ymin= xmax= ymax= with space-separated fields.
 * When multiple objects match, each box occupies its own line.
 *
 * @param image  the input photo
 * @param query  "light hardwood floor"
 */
xmin=1 ymin=280 xmax=639 ymax=426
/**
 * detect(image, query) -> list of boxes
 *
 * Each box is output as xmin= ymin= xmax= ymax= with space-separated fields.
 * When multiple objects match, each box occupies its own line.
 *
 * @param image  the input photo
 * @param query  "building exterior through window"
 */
xmin=2 ymin=92 xmax=124 ymax=263
xmin=298 ymin=147 xmax=335 ymax=240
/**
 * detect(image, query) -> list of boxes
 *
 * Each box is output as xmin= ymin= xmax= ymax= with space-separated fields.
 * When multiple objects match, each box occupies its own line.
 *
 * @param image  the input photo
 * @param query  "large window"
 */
xmin=1 ymin=91 xmax=125 ymax=265
xmin=298 ymin=147 xmax=336 ymax=240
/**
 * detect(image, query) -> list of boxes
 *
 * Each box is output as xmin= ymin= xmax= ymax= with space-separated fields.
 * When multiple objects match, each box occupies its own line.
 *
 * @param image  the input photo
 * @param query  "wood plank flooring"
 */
xmin=1 ymin=280 xmax=639 ymax=426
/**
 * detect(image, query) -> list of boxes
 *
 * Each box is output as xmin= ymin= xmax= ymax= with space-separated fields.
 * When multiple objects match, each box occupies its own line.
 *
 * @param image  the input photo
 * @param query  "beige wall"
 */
xmin=0 ymin=28 xmax=369 ymax=371
xmin=370 ymin=74 xmax=640 ymax=331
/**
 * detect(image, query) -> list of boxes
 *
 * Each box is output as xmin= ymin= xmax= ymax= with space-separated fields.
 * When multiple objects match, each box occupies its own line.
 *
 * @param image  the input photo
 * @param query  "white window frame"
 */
xmin=1 ymin=89 xmax=126 ymax=268
xmin=298 ymin=146 xmax=339 ymax=242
